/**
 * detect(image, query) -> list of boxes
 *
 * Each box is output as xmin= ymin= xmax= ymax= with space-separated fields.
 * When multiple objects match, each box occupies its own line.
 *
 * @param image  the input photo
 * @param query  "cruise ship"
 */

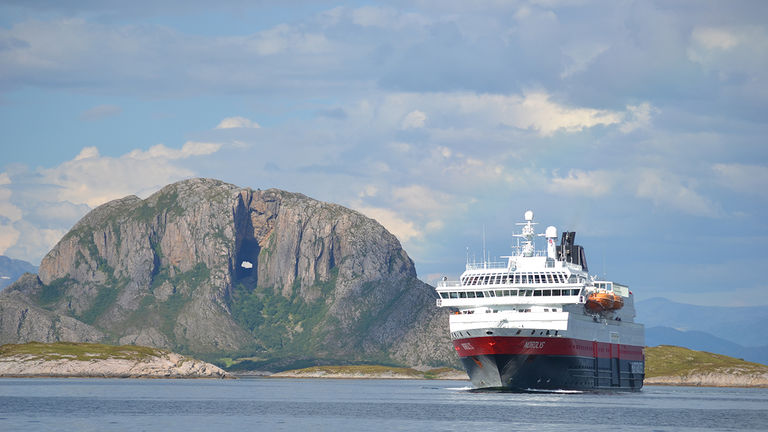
xmin=435 ymin=211 xmax=644 ymax=391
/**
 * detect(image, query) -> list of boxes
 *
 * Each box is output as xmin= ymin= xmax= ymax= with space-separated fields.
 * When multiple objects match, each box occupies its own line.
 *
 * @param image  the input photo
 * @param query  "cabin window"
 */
xmin=509 ymin=289 xmax=517 ymax=296
xmin=552 ymin=289 xmax=561 ymax=296
xmin=483 ymin=276 xmax=490 ymax=284
xmin=488 ymin=291 xmax=495 ymax=297
xmin=476 ymin=291 xmax=485 ymax=298
xmin=543 ymin=289 xmax=551 ymax=296
xmin=467 ymin=291 xmax=476 ymax=298
xmin=525 ymin=289 xmax=533 ymax=296
xmin=546 ymin=274 xmax=554 ymax=283
xmin=495 ymin=290 xmax=504 ymax=297
xmin=459 ymin=292 xmax=467 ymax=298
xmin=440 ymin=293 xmax=449 ymax=299
xmin=501 ymin=275 xmax=508 ymax=284
xmin=533 ymin=290 xmax=542 ymax=296
xmin=450 ymin=292 xmax=458 ymax=299
xmin=544 ymin=308 xmax=549 ymax=312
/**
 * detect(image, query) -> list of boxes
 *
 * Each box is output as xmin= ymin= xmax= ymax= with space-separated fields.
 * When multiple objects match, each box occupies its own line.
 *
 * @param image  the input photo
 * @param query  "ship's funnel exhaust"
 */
xmin=545 ymin=226 xmax=557 ymax=259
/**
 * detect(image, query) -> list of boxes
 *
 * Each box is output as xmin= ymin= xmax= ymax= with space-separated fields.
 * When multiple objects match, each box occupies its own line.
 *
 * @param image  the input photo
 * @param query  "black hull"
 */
xmin=460 ymin=354 xmax=644 ymax=391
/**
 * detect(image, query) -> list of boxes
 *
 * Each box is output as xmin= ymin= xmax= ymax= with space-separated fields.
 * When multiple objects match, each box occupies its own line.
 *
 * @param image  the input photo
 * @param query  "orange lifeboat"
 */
xmin=586 ymin=291 xmax=614 ymax=312
xmin=610 ymin=293 xmax=624 ymax=310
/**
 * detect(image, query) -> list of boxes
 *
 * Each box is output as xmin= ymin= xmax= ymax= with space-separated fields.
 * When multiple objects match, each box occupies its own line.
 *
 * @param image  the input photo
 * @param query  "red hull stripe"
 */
xmin=453 ymin=336 xmax=644 ymax=361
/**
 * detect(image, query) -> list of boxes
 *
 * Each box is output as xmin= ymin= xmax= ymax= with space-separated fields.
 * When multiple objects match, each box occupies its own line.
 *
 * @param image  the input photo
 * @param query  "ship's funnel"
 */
xmin=545 ymin=226 xmax=557 ymax=259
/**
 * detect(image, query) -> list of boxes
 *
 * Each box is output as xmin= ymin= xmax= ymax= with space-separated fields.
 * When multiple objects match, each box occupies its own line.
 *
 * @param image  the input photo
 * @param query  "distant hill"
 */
xmin=646 ymin=326 xmax=768 ymax=365
xmin=0 ymin=256 xmax=37 ymax=290
xmin=0 ymin=178 xmax=454 ymax=370
xmin=636 ymin=297 xmax=768 ymax=348
xmin=644 ymin=345 xmax=768 ymax=387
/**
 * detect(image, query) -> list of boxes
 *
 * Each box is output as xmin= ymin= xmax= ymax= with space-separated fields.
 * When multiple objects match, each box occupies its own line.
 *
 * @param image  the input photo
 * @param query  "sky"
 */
xmin=0 ymin=0 xmax=766 ymax=306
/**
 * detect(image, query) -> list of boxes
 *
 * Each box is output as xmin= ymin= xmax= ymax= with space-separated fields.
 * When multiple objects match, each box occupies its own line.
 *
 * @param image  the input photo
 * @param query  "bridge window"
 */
xmin=534 ymin=290 xmax=542 ymax=296
xmin=546 ymin=274 xmax=554 ymax=283
xmin=476 ymin=291 xmax=485 ymax=298
xmin=552 ymin=289 xmax=561 ymax=296
xmin=449 ymin=292 xmax=458 ymax=299
xmin=543 ymin=289 xmax=551 ymax=296
xmin=467 ymin=291 xmax=475 ymax=298
xmin=459 ymin=292 xmax=467 ymax=298
xmin=440 ymin=292 xmax=449 ymax=299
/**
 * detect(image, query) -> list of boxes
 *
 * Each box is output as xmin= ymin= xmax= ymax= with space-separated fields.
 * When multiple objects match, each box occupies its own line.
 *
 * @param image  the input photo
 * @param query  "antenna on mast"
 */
xmin=482 ymin=225 xmax=487 ymax=268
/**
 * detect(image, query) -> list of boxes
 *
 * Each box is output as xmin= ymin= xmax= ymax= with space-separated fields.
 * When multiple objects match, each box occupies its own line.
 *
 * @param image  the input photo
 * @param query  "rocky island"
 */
xmin=0 ymin=178 xmax=454 ymax=372
xmin=644 ymin=345 xmax=768 ymax=387
xmin=0 ymin=342 xmax=230 ymax=378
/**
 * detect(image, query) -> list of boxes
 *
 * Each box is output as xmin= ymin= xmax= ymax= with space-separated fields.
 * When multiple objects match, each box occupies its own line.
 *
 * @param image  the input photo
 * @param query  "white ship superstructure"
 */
xmin=435 ymin=211 xmax=645 ymax=390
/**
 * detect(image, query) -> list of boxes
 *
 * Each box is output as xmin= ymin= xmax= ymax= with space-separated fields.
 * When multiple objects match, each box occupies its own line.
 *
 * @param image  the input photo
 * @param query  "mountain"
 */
xmin=646 ymin=326 xmax=768 ymax=365
xmin=636 ymin=297 xmax=768 ymax=348
xmin=0 ymin=256 xmax=37 ymax=290
xmin=0 ymin=178 xmax=454 ymax=369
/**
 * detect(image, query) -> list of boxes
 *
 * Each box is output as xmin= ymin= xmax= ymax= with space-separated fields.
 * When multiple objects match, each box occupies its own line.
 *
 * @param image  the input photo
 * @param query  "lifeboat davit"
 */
xmin=586 ymin=292 xmax=624 ymax=312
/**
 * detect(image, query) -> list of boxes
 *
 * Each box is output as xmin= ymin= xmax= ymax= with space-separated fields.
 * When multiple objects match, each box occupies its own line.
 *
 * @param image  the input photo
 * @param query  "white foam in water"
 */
xmin=525 ymin=388 xmax=584 ymax=394
xmin=445 ymin=386 xmax=474 ymax=391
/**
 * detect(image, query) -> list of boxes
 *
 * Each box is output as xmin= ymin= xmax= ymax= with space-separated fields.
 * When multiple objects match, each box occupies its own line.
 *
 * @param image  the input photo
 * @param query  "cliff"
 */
xmin=0 ymin=342 xmax=229 ymax=378
xmin=0 ymin=178 xmax=454 ymax=369
xmin=645 ymin=345 xmax=768 ymax=387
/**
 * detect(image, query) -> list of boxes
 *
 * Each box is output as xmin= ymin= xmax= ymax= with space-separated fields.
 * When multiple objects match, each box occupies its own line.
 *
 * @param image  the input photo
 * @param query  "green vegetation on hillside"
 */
xmin=0 ymin=342 xmax=164 ymax=362
xmin=645 ymin=345 xmax=768 ymax=378
xmin=229 ymin=282 xmax=329 ymax=353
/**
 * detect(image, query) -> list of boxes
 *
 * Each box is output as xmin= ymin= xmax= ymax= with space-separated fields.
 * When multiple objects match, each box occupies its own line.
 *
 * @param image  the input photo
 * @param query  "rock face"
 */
xmin=0 ymin=178 xmax=454 ymax=368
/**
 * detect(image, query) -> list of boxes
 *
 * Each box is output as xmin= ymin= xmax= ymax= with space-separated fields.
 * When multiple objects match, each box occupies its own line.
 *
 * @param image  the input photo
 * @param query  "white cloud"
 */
xmin=514 ymin=92 xmax=623 ymax=135
xmin=691 ymin=27 xmax=740 ymax=51
xmin=367 ymin=91 xmax=632 ymax=137
xmin=248 ymin=24 xmax=331 ymax=56
xmin=215 ymin=116 xmax=261 ymax=129
xmin=43 ymin=142 xmax=222 ymax=207
xmin=549 ymin=170 xmax=613 ymax=197
xmin=401 ymin=110 xmax=427 ymax=129
xmin=560 ymin=42 xmax=609 ymax=79
xmin=619 ymin=102 xmax=657 ymax=133
xmin=359 ymin=185 xmax=379 ymax=198
xmin=126 ymin=142 xmax=222 ymax=160
xmin=0 ymin=174 xmax=23 ymax=223
xmin=354 ymin=205 xmax=423 ymax=243
xmin=0 ymin=223 xmax=20 ymax=256
xmin=3 ymin=220 xmax=65 ymax=264
xmin=635 ymin=169 xmax=721 ymax=217
xmin=712 ymin=163 xmax=768 ymax=197
xmin=74 ymin=146 xmax=100 ymax=161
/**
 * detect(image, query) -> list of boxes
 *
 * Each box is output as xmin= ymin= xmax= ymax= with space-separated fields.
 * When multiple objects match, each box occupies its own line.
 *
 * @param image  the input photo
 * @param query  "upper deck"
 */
xmin=434 ymin=210 xmax=629 ymax=311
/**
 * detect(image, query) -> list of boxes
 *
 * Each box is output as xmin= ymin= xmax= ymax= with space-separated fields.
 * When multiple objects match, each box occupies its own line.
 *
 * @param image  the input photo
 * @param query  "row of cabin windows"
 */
xmin=439 ymin=288 xmax=582 ymax=299
xmin=461 ymin=272 xmax=576 ymax=286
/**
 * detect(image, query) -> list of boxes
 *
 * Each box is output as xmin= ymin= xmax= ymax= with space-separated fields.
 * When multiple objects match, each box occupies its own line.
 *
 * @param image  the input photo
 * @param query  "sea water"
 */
xmin=0 ymin=378 xmax=766 ymax=431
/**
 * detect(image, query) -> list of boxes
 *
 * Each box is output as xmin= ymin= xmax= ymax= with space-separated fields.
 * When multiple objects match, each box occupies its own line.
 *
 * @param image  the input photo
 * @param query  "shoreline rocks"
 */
xmin=644 ymin=373 xmax=768 ymax=388
xmin=0 ymin=351 xmax=234 ymax=378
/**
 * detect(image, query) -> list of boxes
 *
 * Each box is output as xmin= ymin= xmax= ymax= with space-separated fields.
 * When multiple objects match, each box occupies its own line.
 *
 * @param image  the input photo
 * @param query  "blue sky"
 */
xmin=0 ymin=0 xmax=766 ymax=306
